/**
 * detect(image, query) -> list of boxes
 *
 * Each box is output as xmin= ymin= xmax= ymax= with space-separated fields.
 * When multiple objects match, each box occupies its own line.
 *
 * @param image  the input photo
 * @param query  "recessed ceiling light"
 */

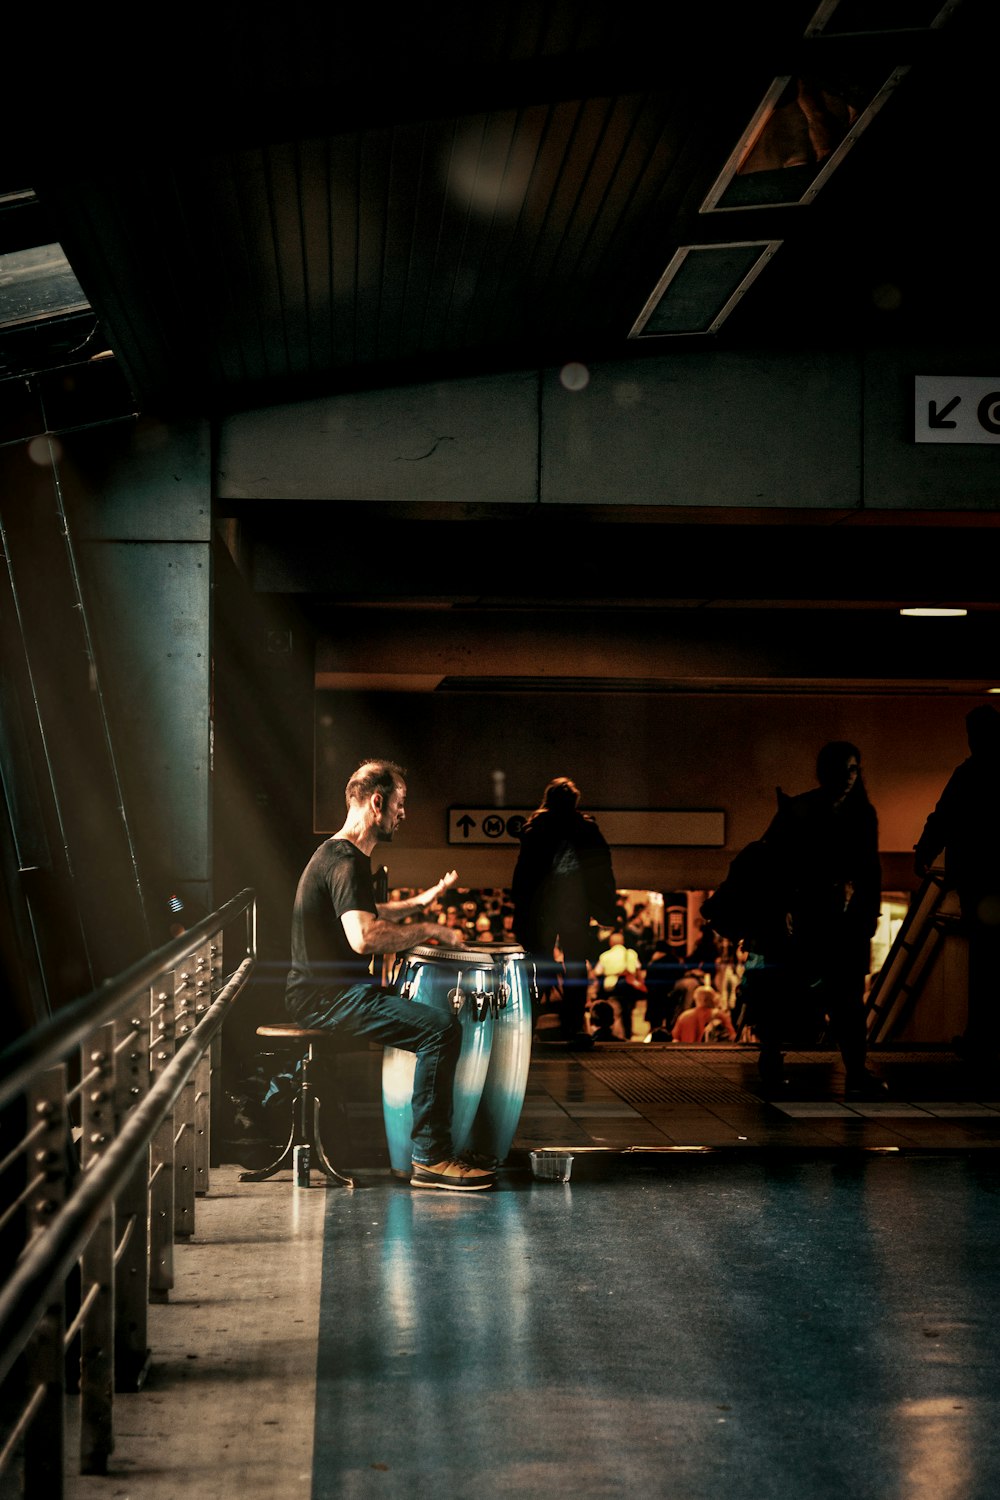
xmin=899 ymin=607 xmax=968 ymax=617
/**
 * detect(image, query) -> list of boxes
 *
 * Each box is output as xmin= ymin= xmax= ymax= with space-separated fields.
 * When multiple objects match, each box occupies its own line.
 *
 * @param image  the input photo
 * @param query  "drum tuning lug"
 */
xmin=448 ymin=987 xmax=465 ymax=1014
xmin=497 ymin=982 xmax=509 ymax=1009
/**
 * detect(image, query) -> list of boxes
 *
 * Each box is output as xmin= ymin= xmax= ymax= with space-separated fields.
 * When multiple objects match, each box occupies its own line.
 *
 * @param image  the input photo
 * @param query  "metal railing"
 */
xmin=0 ymin=888 xmax=257 ymax=1496
xmin=864 ymin=869 xmax=958 ymax=1042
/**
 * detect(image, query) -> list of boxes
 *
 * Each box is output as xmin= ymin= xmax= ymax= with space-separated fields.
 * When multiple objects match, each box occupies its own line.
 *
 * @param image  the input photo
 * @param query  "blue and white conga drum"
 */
xmin=381 ymin=945 xmax=496 ymax=1177
xmin=469 ymin=945 xmax=534 ymax=1167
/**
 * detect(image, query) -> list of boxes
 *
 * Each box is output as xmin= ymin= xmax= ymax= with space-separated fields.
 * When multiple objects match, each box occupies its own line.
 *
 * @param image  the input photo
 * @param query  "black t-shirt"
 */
xmin=285 ymin=838 xmax=378 ymax=1010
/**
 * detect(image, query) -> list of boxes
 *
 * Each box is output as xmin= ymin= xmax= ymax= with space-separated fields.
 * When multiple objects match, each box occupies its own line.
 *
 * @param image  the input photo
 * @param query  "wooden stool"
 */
xmin=238 ymin=1024 xmax=355 ymax=1189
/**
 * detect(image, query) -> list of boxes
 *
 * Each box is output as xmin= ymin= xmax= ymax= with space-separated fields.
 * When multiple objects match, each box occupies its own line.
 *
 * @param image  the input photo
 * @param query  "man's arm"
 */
xmin=340 ymin=908 xmax=461 ymax=957
xmin=913 ymin=772 xmax=960 ymax=877
xmin=376 ymin=869 xmax=458 ymax=921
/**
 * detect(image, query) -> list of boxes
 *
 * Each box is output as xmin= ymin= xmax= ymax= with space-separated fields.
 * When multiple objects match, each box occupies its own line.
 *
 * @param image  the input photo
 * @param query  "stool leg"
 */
xmin=238 ymin=1084 xmax=303 ymax=1183
xmin=239 ymin=1044 xmax=354 ymax=1188
xmin=308 ymin=1093 xmax=355 ymax=1189
xmin=239 ymin=1045 xmax=310 ymax=1183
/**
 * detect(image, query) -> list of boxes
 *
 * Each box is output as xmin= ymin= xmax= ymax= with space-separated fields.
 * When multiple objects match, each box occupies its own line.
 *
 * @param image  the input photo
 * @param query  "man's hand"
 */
xmin=432 ymin=926 xmax=467 ymax=945
xmin=425 ymin=869 xmax=458 ymax=902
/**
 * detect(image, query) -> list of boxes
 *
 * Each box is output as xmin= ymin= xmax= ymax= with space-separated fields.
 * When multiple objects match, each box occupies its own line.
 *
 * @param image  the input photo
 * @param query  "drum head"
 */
xmin=407 ymin=943 xmax=497 ymax=965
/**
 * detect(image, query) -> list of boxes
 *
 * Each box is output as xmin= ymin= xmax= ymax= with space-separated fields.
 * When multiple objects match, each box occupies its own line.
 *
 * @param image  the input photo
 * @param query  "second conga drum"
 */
xmin=381 ymin=945 xmax=496 ymax=1177
xmin=469 ymin=945 xmax=534 ymax=1167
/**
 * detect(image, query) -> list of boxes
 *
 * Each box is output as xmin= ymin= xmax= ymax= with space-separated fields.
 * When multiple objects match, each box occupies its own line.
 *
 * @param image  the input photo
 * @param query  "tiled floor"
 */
xmin=511 ymin=1041 xmax=1000 ymax=1159
xmin=282 ymin=1039 xmax=1000 ymax=1174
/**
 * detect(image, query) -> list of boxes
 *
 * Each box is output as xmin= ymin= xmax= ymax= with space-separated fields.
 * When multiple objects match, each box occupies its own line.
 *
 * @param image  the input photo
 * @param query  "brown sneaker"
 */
xmin=410 ymin=1158 xmax=496 ymax=1192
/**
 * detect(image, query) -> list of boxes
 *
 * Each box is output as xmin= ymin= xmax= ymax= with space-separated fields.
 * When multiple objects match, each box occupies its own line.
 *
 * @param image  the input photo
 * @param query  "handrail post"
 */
xmin=149 ymin=975 xmax=176 ymax=1303
xmin=22 ymin=1066 xmax=69 ymax=1499
xmin=79 ymin=1023 xmax=115 ymax=1473
xmin=173 ymin=964 xmax=197 ymax=1238
xmin=209 ymin=934 xmax=224 ymax=1169
xmin=193 ymin=939 xmax=214 ymax=1196
xmin=113 ymin=1007 xmax=151 ymax=1390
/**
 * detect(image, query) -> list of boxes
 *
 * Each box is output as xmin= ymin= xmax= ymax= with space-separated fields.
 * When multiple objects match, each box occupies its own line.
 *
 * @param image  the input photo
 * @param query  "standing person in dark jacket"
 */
xmin=511 ymin=777 xmax=618 ymax=1043
xmin=763 ymin=740 xmax=888 ymax=1099
xmin=914 ymin=704 xmax=1000 ymax=1061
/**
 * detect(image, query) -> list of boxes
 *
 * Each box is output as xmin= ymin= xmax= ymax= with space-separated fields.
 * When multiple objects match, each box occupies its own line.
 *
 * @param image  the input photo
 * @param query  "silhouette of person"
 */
xmin=914 ymin=703 xmax=1000 ymax=1061
xmin=643 ymin=942 xmax=683 ymax=1033
xmin=762 ymin=740 xmax=887 ymax=1098
xmin=588 ymin=999 xmax=618 ymax=1042
xmin=511 ymin=776 xmax=618 ymax=1043
xmin=592 ymin=929 xmax=644 ymax=1040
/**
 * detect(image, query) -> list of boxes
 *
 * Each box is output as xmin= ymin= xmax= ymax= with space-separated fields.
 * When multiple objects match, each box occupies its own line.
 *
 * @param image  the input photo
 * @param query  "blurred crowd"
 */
xmin=402 ymin=884 xmax=745 ymax=1045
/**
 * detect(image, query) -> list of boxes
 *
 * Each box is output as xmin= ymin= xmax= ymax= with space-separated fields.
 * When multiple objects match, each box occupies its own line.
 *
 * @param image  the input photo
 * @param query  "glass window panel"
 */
xmin=0 ymin=243 xmax=90 ymax=329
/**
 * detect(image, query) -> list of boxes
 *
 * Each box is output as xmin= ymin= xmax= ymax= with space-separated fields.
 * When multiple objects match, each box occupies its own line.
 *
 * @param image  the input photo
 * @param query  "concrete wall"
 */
xmin=313 ymin=686 xmax=973 ymax=898
xmin=218 ymin=346 xmax=1000 ymax=511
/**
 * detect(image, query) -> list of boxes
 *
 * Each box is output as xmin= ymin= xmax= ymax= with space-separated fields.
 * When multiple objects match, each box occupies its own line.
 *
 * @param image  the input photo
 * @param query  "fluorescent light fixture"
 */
xmin=629 ymin=241 xmax=781 ymax=338
xmin=899 ymin=607 xmax=968 ymax=617
xmin=805 ymin=1 xmax=964 ymax=36
xmin=0 ymin=242 xmax=90 ymax=329
xmin=700 ymin=66 xmax=909 ymax=213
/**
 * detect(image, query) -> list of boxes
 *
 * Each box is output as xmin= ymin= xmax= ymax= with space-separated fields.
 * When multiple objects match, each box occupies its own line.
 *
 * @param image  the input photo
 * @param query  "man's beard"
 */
xmin=374 ymin=818 xmax=396 ymax=843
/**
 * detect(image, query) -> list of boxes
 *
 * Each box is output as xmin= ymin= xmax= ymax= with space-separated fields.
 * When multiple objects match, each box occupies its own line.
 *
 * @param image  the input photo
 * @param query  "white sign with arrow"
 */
xmin=447 ymin=808 xmax=725 ymax=847
xmin=914 ymin=376 xmax=1000 ymax=444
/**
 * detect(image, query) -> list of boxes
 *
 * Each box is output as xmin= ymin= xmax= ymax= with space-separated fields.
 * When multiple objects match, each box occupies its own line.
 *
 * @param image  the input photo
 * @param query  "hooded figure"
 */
xmin=914 ymin=704 xmax=1000 ymax=1057
xmin=755 ymin=741 xmax=886 ymax=1098
xmin=511 ymin=777 xmax=617 ymax=1041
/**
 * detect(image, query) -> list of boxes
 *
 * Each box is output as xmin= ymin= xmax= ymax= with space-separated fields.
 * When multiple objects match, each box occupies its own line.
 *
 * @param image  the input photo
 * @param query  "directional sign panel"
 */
xmin=448 ymin=808 xmax=725 ymax=847
xmin=914 ymin=376 xmax=1000 ymax=444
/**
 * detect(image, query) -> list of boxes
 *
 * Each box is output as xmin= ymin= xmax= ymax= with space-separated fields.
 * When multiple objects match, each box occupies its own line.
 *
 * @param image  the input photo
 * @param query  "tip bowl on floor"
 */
xmin=530 ymin=1149 xmax=574 ymax=1182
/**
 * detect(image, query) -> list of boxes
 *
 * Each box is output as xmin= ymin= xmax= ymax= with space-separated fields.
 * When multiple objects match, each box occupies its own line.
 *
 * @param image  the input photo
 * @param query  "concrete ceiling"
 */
xmin=4 ymin=0 xmax=999 ymax=693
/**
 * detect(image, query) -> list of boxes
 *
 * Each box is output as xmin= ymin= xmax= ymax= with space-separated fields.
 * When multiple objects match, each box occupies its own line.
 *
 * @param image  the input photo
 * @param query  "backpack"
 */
xmin=700 ymin=839 xmax=782 ymax=944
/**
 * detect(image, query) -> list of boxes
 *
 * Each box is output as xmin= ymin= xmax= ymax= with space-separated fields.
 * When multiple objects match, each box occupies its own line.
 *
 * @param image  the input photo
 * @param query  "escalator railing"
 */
xmin=865 ymin=869 xmax=959 ymax=1043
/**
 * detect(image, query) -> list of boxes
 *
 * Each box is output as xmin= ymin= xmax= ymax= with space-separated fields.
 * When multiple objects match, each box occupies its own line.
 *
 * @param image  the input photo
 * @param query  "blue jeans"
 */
xmin=286 ymin=982 xmax=462 ymax=1164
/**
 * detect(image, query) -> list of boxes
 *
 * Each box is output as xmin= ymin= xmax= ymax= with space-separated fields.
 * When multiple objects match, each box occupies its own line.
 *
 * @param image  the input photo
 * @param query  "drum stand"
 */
xmin=239 ymin=1025 xmax=355 ymax=1188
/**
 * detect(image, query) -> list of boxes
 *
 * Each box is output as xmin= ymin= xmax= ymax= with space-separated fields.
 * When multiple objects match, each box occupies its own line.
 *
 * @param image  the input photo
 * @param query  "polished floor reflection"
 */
xmin=63 ymin=1043 xmax=1000 ymax=1500
xmin=313 ymin=1153 xmax=1000 ymax=1500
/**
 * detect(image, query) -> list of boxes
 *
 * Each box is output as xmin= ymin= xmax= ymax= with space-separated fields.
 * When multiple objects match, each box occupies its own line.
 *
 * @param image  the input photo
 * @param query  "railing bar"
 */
xmin=65 ymin=1063 xmax=103 ymax=1104
xmin=0 ymin=1173 xmax=46 ymax=1237
xmin=113 ymin=1024 xmax=143 ymax=1055
xmin=0 ymin=1119 xmax=47 ymax=1178
xmin=63 ymin=1279 xmax=101 ymax=1348
xmin=0 ymin=954 xmax=254 ymax=1389
xmin=113 ymin=1212 xmax=137 ymax=1267
xmin=173 ymin=1123 xmax=188 ymax=1147
xmin=148 ymin=1001 xmax=167 ymax=1022
xmin=0 ymin=1382 xmax=46 ymax=1477
xmin=0 ymin=889 xmax=254 ymax=1112
xmin=148 ymin=1162 xmax=164 ymax=1188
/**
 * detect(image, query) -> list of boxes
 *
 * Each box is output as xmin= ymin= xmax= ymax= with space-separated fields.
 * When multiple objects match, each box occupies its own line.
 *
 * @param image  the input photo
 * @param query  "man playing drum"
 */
xmin=285 ymin=758 xmax=496 ymax=1192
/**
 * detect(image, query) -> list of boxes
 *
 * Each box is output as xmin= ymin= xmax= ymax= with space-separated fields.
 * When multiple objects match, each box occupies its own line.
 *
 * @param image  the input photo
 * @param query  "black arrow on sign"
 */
xmin=928 ymin=396 xmax=960 ymax=428
xmin=456 ymin=815 xmax=476 ymax=838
